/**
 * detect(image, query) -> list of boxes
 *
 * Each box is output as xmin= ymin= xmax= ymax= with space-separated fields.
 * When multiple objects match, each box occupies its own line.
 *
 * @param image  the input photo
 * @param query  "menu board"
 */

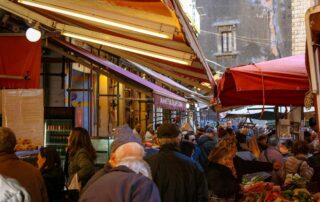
xmin=1 ymin=89 xmax=44 ymax=146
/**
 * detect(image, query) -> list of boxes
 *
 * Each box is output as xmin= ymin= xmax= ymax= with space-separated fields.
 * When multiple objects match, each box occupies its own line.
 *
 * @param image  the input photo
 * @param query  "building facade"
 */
xmin=196 ymin=0 xmax=292 ymax=71
xmin=292 ymin=0 xmax=317 ymax=55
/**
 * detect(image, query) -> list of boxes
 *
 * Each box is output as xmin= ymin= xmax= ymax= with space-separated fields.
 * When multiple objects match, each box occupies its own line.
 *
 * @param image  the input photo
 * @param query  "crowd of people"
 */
xmin=0 ymin=118 xmax=320 ymax=202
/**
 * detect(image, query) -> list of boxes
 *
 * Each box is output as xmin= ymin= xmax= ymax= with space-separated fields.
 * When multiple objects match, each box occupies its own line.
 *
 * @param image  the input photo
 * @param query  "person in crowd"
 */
xmin=308 ymin=144 xmax=320 ymax=192
xmin=133 ymin=123 xmax=142 ymax=140
xmin=0 ymin=127 xmax=48 ymax=202
xmin=145 ymin=123 xmax=155 ymax=144
xmin=226 ymin=120 xmax=233 ymax=129
xmin=235 ymin=129 xmax=257 ymax=161
xmin=247 ymin=136 xmax=261 ymax=159
xmin=304 ymin=130 xmax=315 ymax=153
xmin=257 ymin=135 xmax=268 ymax=152
xmin=181 ymin=130 xmax=200 ymax=160
xmin=285 ymin=140 xmax=314 ymax=181
xmin=37 ymin=147 xmax=65 ymax=202
xmin=304 ymin=130 xmax=312 ymax=144
xmin=206 ymin=144 xmax=240 ymax=200
xmin=236 ymin=127 xmax=249 ymax=151
xmin=283 ymin=139 xmax=294 ymax=153
xmin=180 ymin=140 xmax=195 ymax=157
xmin=217 ymin=125 xmax=226 ymax=139
xmin=258 ymin=135 xmax=284 ymax=185
xmin=219 ymin=132 xmax=281 ymax=181
xmin=182 ymin=131 xmax=196 ymax=144
xmin=308 ymin=117 xmax=319 ymax=149
xmin=195 ymin=127 xmax=205 ymax=140
xmin=146 ymin=123 xmax=208 ymax=202
xmin=180 ymin=130 xmax=197 ymax=157
xmin=67 ymin=127 xmax=96 ymax=188
xmin=0 ymin=174 xmax=31 ymax=202
xmin=195 ymin=127 xmax=218 ymax=168
xmin=81 ymin=125 xmax=160 ymax=202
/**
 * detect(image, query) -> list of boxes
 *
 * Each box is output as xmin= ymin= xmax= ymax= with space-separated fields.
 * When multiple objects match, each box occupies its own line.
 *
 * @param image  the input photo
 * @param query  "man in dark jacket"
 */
xmin=146 ymin=123 xmax=208 ymax=202
xmin=0 ymin=127 xmax=48 ymax=202
xmin=194 ymin=127 xmax=217 ymax=168
xmin=81 ymin=125 xmax=160 ymax=202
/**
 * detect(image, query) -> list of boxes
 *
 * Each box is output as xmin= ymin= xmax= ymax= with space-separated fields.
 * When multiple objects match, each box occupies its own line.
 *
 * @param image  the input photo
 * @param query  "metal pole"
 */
xmin=88 ymin=69 xmax=92 ymax=135
xmin=68 ymin=62 xmax=72 ymax=107
xmin=96 ymin=72 xmax=100 ymax=136
xmin=117 ymin=82 xmax=120 ymax=126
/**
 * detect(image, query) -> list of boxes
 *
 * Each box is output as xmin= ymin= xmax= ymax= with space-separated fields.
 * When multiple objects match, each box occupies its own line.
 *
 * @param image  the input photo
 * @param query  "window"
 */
xmin=221 ymin=31 xmax=233 ymax=53
xmin=214 ymin=22 xmax=238 ymax=56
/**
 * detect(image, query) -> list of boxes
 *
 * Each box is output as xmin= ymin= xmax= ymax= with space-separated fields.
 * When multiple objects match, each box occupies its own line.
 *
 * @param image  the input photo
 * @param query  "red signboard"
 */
xmin=0 ymin=36 xmax=41 ymax=89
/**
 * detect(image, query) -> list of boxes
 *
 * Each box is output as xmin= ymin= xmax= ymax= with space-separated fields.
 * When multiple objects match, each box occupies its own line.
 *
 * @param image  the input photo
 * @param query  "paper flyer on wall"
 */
xmin=1 ymin=89 xmax=44 ymax=149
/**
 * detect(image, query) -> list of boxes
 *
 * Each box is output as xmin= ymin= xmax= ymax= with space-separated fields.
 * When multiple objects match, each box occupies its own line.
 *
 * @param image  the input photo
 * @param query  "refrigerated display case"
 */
xmin=91 ymin=137 xmax=114 ymax=168
xmin=44 ymin=107 xmax=75 ymax=157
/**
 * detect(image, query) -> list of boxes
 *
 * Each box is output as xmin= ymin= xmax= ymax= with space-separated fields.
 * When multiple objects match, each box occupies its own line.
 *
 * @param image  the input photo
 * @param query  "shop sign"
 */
xmin=154 ymin=94 xmax=186 ymax=111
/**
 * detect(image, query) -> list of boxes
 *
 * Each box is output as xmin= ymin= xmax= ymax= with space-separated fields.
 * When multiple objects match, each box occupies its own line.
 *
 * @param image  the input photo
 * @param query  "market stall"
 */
xmin=216 ymin=54 xmax=309 ymax=107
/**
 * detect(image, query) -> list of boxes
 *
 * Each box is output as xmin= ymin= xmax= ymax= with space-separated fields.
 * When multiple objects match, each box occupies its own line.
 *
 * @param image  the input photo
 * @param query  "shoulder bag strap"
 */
xmin=263 ymin=149 xmax=271 ymax=163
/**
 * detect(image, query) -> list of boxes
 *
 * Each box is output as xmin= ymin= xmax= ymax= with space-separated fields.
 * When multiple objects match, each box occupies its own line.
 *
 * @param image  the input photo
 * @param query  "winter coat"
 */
xmin=285 ymin=154 xmax=314 ymax=180
xmin=259 ymin=146 xmax=284 ymax=185
xmin=206 ymin=162 xmax=239 ymax=199
xmin=0 ymin=152 xmax=48 ymax=202
xmin=41 ymin=165 xmax=65 ymax=202
xmin=194 ymin=135 xmax=216 ymax=168
xmin=80 ymin=165 xmax=161 ymax=202
xmin=308 ymin=153 xmax=320 ymax=192
xmin=146 ymin=143 xmax=209 ymax=202
xmin=68 ymin=148 xmax=95 ymax=187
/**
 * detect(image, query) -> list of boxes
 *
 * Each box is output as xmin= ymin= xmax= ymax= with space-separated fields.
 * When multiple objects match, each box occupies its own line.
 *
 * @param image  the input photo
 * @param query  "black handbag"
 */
xmin=62 ymin=187 xmax=79 ymax=202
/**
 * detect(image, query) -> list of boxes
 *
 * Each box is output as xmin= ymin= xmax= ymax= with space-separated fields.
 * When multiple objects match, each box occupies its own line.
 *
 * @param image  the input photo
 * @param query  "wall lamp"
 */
xmin=26 ymin=22 xmax=41 ymax=42
xmin=18 ymin=0 xmax=176 ymax=39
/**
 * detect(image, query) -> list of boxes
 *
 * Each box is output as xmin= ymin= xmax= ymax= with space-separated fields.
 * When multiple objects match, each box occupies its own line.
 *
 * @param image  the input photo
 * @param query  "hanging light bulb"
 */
xmin=186 ymin=103 xmax=190 ymax=109
xmin=26 ymin=27 xmax=41 ymax=42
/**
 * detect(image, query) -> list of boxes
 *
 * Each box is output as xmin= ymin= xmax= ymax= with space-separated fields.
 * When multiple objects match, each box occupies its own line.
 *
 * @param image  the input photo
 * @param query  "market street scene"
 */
xmin=0 ymin=0 xmax=320 ymax=201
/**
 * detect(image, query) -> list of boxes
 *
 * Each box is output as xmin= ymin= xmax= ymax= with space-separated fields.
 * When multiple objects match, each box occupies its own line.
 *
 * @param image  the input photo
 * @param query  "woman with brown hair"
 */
xmin=67 ymin=127 xmax=96 ymax=188
xmin=206 ymin=144 xmax=239 ymax=200
xmin=37 ymin=147 xmax=65 ymax=202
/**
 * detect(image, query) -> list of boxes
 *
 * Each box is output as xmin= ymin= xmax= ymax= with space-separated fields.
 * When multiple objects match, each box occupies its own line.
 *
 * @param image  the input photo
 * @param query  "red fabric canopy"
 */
xmin=0 ymin=36 xmax=41 ymax=89
xmin=218 ymin=54 xmax=309 ymax=106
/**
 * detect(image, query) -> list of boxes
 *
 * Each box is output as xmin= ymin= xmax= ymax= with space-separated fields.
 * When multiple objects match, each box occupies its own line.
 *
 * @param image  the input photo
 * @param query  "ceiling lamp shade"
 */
xmin=18 ymin=0 xmax=176 ymax=39
xmin=26 ymin=27 xmax=41 ymax=42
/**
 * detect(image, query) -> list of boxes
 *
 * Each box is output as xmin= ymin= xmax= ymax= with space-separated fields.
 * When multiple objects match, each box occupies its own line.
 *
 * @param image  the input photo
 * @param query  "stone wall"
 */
xmin=196 ymin=0 xmax=292 ymax=71
xmin=291 ymin=0 xmax=316 ymax=55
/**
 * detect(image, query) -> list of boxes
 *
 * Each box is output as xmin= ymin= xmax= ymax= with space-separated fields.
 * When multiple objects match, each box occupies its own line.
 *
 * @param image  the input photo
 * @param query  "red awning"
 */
xmin=0 ymin=36 xmax=41 ymax=89
xmin=54 ymin=39 xmax=187 ymax=111
xmin=217 ymin=54 xmax=309 ymax=106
